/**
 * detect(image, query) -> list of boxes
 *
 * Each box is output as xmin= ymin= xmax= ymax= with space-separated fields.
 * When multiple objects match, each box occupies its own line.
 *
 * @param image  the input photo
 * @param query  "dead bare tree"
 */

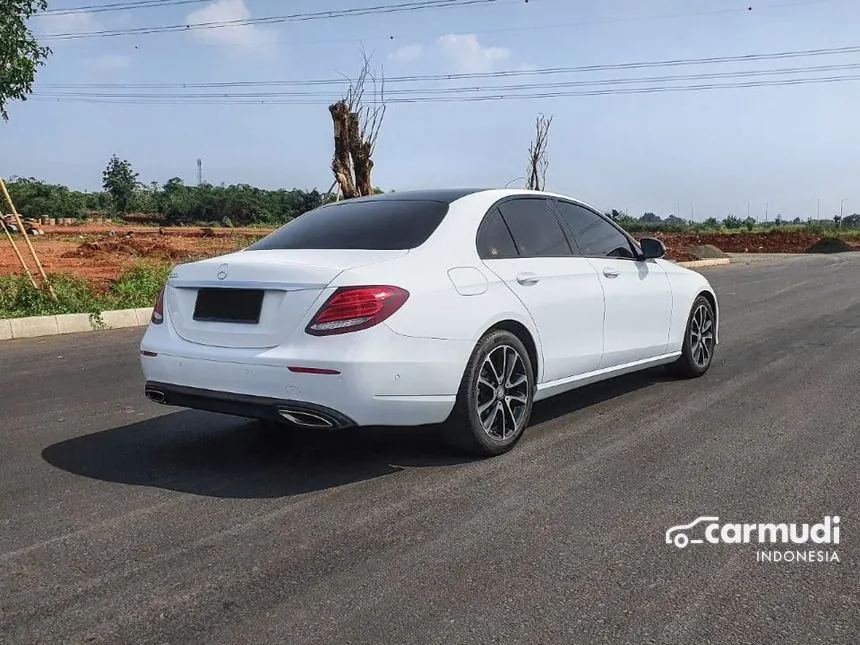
xmin=526 ymin=113 xmax=553 ymax=191
xmin=328 ymin=49 xmax=386 ymax=199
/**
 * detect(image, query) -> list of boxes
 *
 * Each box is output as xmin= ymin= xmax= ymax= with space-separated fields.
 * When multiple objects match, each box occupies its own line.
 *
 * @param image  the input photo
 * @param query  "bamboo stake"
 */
xmin=0 ymin=176 xmax=57 ymax=299
xmin=1 ymin=212 xmax=39 ymax=289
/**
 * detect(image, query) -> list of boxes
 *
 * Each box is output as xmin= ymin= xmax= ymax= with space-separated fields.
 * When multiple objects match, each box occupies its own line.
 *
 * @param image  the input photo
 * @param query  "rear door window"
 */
xmin=247 ymin=199 xmax=449 ymax=250
xmin=497 ymin=198 xmax=573 ymax=258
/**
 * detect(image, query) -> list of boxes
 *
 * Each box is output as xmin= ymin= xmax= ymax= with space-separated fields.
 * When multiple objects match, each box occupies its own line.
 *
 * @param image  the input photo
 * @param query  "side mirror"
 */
xmin=640 ymin=237 xmax=666 ymax=260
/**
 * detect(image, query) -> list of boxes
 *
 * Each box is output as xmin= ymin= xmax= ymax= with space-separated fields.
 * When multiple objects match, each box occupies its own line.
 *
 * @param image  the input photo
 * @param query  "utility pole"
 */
xmin=841 ymin=198 xmax=847 ymax=217
xmin=817 ymin=198 xmax=820 ymax=220
xmin=765 ymin=202 xmax=769 ymax=223
xmin=746 ymin=200 xmax=750 ymax=220
xmin=197 ymin=158 xmax=203 ymax=186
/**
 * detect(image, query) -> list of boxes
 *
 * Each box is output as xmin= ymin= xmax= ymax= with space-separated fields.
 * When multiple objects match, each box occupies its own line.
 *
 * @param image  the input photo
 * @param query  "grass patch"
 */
xmin=0 ymin=263 xmax=170 ymax=319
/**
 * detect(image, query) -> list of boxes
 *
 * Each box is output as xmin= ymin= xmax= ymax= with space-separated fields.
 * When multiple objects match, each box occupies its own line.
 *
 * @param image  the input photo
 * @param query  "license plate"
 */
xmin=193 ymin=288 xmax=264 ymax=324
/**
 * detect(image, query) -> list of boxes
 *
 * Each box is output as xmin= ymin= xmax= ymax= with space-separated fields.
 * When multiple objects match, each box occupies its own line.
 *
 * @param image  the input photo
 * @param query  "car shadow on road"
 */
xmin=41 ymin=368 xmax=670 ymax=500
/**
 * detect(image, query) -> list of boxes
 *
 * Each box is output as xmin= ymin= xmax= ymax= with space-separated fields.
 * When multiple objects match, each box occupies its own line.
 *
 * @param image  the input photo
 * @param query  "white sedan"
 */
xmin=140 ymin=189 xmax=719 ymax=456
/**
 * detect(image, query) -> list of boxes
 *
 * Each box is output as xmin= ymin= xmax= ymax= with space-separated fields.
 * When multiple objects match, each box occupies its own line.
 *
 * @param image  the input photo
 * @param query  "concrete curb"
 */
xmin=676 ymin=258 xmax=732 ymax=268
xmin=0 ymin=307 xmax=153 ymax=341
xmin=0 ymin=259 xmax=731 ymax=342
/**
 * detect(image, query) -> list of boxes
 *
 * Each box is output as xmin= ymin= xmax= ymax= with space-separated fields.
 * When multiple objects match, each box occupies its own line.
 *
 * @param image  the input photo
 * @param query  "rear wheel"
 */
xmin=667 ymin=295 xmax=716 ymax=378
xmin=444 ymin=330 xmax=535 ymax=457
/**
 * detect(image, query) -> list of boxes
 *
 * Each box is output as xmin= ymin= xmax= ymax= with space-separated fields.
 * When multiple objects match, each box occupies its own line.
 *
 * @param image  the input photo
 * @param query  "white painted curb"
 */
xmin=676 ymin=258 xmax=732 ymax=268
xmin=0 ymin=307 xmax=153 ymax=341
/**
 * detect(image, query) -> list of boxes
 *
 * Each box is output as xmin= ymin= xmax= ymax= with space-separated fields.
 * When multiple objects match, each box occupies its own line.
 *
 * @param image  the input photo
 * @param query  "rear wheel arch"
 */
xmin=484 ymin=319 xmax=540 ymax=381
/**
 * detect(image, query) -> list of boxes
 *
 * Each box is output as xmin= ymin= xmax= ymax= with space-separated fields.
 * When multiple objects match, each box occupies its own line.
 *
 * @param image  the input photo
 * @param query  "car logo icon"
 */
xmin=665 ymin=516 xmax=720 ymax=548
xmin=217 ymin=263 xmax=229 ymax=280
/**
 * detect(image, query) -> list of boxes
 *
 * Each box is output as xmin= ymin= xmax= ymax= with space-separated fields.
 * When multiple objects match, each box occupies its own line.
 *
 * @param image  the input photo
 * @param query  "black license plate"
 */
xmin=193 ymin=288 xmax=264 ymax=324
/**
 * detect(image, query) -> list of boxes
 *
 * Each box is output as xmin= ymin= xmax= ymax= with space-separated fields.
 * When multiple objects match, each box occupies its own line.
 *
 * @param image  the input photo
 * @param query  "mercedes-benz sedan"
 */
xmin=140 ymin=189 xmax=719 ymax=456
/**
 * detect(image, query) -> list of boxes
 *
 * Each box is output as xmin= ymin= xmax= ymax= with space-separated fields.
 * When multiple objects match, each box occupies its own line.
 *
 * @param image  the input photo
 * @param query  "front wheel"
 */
xmin=667 ymin=294 xmax=716 ymax=378
xmin=444 ymin=330 xmax=535 ymax=457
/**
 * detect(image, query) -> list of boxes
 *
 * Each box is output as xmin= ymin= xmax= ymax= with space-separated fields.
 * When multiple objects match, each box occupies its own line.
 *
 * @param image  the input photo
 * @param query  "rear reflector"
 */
xmin=287 ymin=366 xmax=340 ymax=375
xmin=306 ymin=286 xmax=409 ymax=336
xmin=141 ymin=350 xmax=158 ymax=357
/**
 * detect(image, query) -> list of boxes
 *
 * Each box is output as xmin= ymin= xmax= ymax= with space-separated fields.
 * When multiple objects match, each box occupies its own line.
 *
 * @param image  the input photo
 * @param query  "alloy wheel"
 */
xmin=475 ymin=344 xmax=530 ymax=441
xmin=690 ymin=303 xmax=715 ymax=368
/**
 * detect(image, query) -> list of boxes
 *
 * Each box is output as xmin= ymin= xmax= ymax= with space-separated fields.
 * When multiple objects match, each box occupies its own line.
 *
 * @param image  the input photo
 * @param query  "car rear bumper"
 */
xmin=139 ymin=322 xmax=472 ymax=427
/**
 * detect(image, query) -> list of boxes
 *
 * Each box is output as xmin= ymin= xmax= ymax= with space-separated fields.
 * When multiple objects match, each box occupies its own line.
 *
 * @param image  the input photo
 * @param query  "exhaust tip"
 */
xmin=145 ymin=389 xmax=166 ymax=404
xmin=277 ymin=408 xmax=335 ymax=428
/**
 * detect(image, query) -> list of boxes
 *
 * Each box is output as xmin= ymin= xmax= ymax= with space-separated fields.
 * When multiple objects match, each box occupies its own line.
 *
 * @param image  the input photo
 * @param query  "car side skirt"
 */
xmin=534 ymin=352 xmax=682 ymax=401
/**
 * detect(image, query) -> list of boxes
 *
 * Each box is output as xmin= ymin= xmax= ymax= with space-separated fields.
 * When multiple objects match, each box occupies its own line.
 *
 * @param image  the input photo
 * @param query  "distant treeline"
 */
xmin=4 ymin=166 xmax=858 ymax=231
xmin=605 ymin=210 xmax=860 ymax=232
xmin=4 ymin=176 xmax=331 ymax=227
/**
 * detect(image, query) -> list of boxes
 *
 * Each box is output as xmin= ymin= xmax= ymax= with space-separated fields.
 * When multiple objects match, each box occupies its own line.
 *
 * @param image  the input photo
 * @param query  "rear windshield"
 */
xmin=247 ymin=199 xmax=449 ymax=251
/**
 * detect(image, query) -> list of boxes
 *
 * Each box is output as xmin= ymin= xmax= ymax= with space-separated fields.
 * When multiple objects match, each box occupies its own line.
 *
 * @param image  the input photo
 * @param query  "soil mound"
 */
xmin=688 ymin=244 xmax=729 ymax=259
xmin=804 ymin=237 xmax=855 ymax=254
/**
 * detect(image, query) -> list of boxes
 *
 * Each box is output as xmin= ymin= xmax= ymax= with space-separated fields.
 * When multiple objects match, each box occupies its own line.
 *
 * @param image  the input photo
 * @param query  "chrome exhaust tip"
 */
xmin=145 ymin=388 xmax=166 ymax=404
xmin=277 ymin=408 xmax=335 ymax=428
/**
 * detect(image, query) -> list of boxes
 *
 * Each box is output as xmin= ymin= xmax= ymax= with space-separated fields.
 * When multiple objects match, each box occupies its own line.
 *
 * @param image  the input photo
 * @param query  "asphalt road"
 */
xmin=1 ymin=254 xmax=858 ymax=644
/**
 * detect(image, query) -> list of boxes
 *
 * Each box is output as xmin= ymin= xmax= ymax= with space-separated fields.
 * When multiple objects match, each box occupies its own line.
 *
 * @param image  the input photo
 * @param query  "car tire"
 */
xmin=667 ymin=294 xmax=716 ymax=379
xmin=444 ymin=330 xmax=536 ymax=457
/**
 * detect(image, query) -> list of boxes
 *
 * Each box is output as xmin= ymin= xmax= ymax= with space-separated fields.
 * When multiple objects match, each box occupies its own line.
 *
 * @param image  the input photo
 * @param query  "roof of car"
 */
xmin=323 ymin=188 xmax=603 ymax=214
xmin=336 ymin=189 xmax=489 ymax=204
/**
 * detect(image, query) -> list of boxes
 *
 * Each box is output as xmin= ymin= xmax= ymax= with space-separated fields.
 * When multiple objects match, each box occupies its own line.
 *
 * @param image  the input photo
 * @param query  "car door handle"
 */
xmin=602 ymin=267 xmax=620 ymax=278
xmin=516 ymin=272 xmax=541 ymax=286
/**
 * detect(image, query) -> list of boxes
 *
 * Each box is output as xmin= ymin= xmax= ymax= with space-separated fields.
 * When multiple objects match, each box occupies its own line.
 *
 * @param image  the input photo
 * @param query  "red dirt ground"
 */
xmin=1 ymin=226 xmax=857 ymax=287
xmin=645 ymin=230 xmax=828 ymax=254
xmin=0 ymin=227 xmax=266 ymax=282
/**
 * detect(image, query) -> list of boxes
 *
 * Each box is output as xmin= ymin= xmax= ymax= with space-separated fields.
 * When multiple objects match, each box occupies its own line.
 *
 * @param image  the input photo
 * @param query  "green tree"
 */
xmin=5 ymin=176 xmax=86 ymax=219
xmin=702 ymin=217 xmax=720 ymax=229
xmin=0 ymin=0 xmax=51 ymax=121
xmin=723 ymin=215 xmax=743 ymax=229
xmin=102 ymin=155 xmax=139 ymax=213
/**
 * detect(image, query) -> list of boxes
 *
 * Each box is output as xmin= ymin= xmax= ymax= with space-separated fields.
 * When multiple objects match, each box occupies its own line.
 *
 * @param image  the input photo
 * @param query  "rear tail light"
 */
xmin=306 ymin=286 xmax=409 ymax=336
xmin=151 ymin=285 xmax=165 ymax=324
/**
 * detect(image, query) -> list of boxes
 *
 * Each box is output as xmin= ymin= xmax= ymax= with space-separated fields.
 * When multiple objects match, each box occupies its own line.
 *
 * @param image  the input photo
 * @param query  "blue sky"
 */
xmin=3 ymin=0 xmax=860 ymax=220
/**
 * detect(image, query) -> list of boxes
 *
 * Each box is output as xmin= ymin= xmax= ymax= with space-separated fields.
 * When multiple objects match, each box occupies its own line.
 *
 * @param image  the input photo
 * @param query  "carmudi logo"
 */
xmin=665 ymin=515 xmax=841 ymax=563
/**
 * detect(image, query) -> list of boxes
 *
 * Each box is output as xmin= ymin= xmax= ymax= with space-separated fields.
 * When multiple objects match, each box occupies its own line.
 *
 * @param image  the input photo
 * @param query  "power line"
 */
xmin=38 ymin=42 xmax=860 ymax=89
xmin=40 ymin=0 xmax=217 ymax=15
xmin=33 ymin=62 xmax=860 ymax=99
xmin=31 ymin=73 xmax=860 ymax=105
xmin=34 ymin=0 xmax=848 ymax=45
xmin=39 ymin=0 xmax=509 ymax=40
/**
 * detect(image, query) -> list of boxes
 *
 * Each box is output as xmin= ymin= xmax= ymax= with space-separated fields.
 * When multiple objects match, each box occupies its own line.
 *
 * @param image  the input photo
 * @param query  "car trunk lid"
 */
xmin=165 ymin=249 xmax=407 ymax=348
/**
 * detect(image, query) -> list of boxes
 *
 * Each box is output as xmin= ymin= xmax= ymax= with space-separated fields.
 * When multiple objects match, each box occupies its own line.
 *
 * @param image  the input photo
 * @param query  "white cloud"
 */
xmin=90 ymin=54 xmax=131 ymax=70
xmin=38 ymin=11 xmax=98 ymax=35
xmin=437 ymin=34 xmax=510 ymax=73
xmin=389 ymin=44 xmax=423 ymax=63
xmin=186 ymin=0 xmax=275 ymax=56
